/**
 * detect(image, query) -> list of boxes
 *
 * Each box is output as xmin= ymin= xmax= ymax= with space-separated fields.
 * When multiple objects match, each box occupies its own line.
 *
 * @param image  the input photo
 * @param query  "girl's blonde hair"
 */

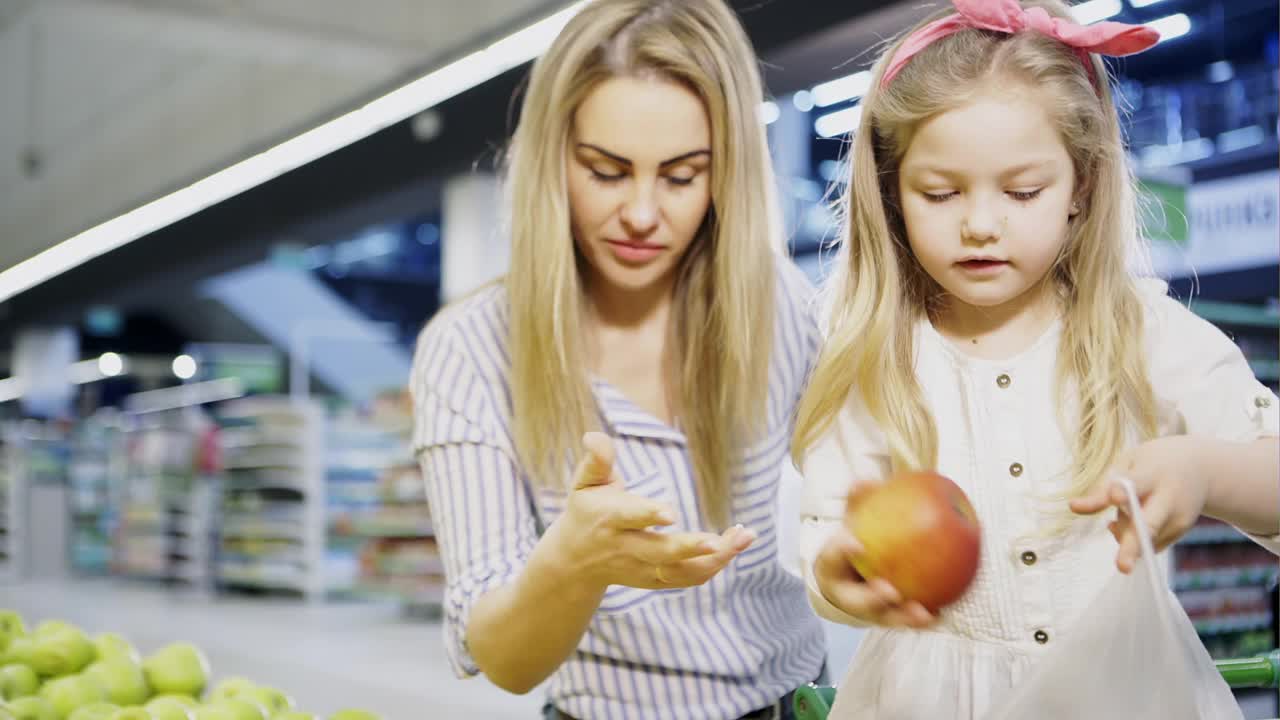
xmin=506 ymin=0 xmax=781 ymax=528
xmin=793 ymin=0 xmax=1157 ymax=509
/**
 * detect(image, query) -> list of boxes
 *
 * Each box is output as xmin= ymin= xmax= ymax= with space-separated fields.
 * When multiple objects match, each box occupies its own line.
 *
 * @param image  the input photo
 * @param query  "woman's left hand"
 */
xmin=1070 ymin=435 xmax=1211 ymax=574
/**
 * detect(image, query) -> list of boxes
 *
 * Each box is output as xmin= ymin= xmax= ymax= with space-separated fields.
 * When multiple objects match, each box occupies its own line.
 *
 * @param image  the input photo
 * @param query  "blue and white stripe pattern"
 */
xmin=410 ymin=261 xmax=826 ymax=720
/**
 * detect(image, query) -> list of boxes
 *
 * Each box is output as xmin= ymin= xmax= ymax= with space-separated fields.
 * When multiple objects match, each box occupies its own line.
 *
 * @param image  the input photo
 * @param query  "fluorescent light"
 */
xmin=70 ymin=359 xmax=104 ymax=385
xmin=172 ymin=354 xmax=198 ymax=380
xmin=1206 ymin=60 xmax=1233 ymax=83
xmin=125 ymin=378 xmax=245 ymax=414
xmin=98 ymin=352 xmax=124 ymax=378
xmin=1071 ymin=0 xmax=1121 ymax=25
xmin=1128 ymin=0 xmax=1169 ymax=7
xmin=792 ymin=90 xmax=815 ymax=113
xmin=1139 ymin=137 xmax=1214 ymax=168
xmin=1147 ymin=13 xmax=1191 ymax=43
xmin=0 ymin=1 xmax=587 ymax=304
xmin=814 ymin=105 xmax=864 ymax=138
xmin=759 ymin=100 xmax=780 ymax=125
xmin=0 ymin=378 xmax=21 ymax=403
xmin=818 ymin=159 xmax=849 ymax=183
xmin=1217 ymin=125 xmax=1264 ymax=154
xmin=812 ymin=71 xmax=872 ymax=108
xmin=0 ymin=356 xmax=128 ymax=403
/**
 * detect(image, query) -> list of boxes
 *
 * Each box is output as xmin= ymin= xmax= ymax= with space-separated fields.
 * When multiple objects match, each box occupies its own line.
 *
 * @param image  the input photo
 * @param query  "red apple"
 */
xmin=845 ymin=470 xmax=981 ymax=612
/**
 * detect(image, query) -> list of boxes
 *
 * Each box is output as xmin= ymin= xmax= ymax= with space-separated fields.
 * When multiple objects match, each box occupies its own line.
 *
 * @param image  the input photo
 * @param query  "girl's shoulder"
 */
xmin=1133 ymin=278 xmax=1235 ymax=359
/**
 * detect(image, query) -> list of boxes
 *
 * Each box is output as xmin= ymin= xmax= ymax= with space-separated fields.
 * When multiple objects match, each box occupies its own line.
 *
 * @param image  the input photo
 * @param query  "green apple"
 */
xmin=270 ymin=714 xmax=315 ymax=720
xmin=29 ymin=628 xmax=96 ymax=676
xmin=204 ymin=700 xmax=261 ymax=720
xmin=84 ymin=660 xmax=150 ymax=706
xmin=0 ymin=702 xmax=16 ymax=719
xmin=38 ymin=675 xmax=107 ymax=718
xmin=142 ymin=697 xmax=193 ymax=720
xmin=6 ymin=696 xmax=58 ymax=720
xmin=1 ymin=640 xmax=38 ymax=672
xmin=202 ymin=678 xmax=253 ymax=704
xmin=189 ymin=706 xmax=235 ymax=720
xmin=145 ymin=698 xmax=193 ymax=711
xmin=89 ymin=637 xmax=138 ymax=667
xmin=30 ymin=623 xmax=74 ymax=640
xmin=105 ymin=709 xmax=153 ymax=720
xmin=66 ymin=703 xmax=119 ymax=720
xmin=141 ymin=646 xmax=208 ymax=698
xmin=327 ymin=712 xmax=380 ymax=720
xmin=0 ymin=612 xmax=26 ymax=653
xmin=0 ymin=664 xmax=40 ymax=699
xmin=234 ymin=689 xmax=290 ymax=717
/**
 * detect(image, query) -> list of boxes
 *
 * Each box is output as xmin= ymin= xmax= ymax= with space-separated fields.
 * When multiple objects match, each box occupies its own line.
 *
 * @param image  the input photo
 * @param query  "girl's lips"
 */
xmin=956 ymin=259 xmax=1008 ymax=274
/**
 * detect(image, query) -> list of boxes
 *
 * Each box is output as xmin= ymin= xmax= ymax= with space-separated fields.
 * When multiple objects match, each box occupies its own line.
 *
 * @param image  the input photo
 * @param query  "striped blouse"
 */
xmin=409 ymin=261 xmax=826 ymax=720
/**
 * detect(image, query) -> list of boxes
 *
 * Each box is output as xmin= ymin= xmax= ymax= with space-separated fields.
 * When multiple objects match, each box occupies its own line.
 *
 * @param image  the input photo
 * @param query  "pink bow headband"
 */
xmin=880 ymin=0 xmax=1160 ymax=89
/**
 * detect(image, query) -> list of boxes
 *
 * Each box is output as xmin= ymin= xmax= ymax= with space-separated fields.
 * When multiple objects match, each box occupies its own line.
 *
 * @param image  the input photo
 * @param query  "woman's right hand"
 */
xmin=813 ymin=488 xmax=937 ymax=629
xmin=548 ymin=432 xmax=756 ymax=590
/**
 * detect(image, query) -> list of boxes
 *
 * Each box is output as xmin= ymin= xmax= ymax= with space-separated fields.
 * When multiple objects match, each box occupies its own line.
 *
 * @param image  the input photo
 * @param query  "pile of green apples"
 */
xmin=0 ymin=611 xmax=380 ymax=720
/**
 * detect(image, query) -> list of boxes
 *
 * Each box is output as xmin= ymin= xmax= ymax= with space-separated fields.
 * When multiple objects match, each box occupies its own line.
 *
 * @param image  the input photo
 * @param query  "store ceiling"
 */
xmin=1 ymin=0 xmax=1273 ymax=350
xmin=0 ymin=0 xmax=567 ymax=276
xmin=0 ymin=0 xmax=902 ymax=338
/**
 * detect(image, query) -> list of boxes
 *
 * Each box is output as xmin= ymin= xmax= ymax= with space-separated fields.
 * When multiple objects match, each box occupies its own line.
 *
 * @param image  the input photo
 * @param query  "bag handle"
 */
xmin=1115 ymin=476 xmax=1177 ymax=620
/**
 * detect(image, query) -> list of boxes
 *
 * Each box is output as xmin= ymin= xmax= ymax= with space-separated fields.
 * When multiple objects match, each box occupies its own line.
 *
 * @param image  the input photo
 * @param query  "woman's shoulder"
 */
xmin=411 ymin=281 xmax=510 ymax=385
xmin=772 ymin=254 xmax=821 ymax=338
xmin=774 ymin=254 xmax=818 ymax=307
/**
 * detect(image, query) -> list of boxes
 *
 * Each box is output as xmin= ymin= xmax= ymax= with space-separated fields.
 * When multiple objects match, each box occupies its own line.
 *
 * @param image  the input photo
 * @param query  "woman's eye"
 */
xmin=1008 ymin=189 xmax=1043 ymax=202
xmin=589 ymin=168 xmax=625 ymax=183
xmin=666 ymin=175 xmax=695 ymax=187
xmin=923 ymin=191 xmax=957 ymax=203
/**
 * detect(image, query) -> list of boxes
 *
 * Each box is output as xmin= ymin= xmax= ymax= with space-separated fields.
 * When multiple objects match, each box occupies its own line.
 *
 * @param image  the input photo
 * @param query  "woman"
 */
xmin=410 ymin=1 xmax=826 ymax=717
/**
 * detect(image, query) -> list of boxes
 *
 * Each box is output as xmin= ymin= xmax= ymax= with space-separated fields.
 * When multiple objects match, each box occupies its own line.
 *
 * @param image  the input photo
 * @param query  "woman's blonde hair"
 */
xmin=506 ymin=0 xmax=781 ymax=528
xmin=793 ymin=0 xmax=1157 ymax=509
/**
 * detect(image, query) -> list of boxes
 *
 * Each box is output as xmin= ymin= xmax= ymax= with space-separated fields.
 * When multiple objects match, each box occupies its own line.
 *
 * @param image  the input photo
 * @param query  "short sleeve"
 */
xmin=797 ymin=395 xmax=891 ymax=627
xmin=1146 ymin=287 xmax=1279 ymax=442
xmin=1144 ymin=284 xmax=1280 ymax=552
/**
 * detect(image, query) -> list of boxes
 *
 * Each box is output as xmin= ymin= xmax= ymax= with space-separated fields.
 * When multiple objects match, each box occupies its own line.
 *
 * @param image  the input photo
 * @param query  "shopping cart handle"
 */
xmin=792 ymin=650 xmax=1280 ymax=720
xmin=793 ymin=683 xmax=836 ymax=720
xmin=1215 ymin=649 xmax=1280 ymax=689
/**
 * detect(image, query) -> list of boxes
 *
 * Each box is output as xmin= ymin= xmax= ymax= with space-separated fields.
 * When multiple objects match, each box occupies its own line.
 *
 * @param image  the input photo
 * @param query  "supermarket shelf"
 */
xmin=221 ymin=522 xmax=306 ymax=541
xmin=224 ymin=477 xmax=310 ymax=495
xmin=217 ymin=567 xmax=307 ymax=591
xmin=329 ymin=520 xmax=433 ymax=539
xmin=1175 ymin=566 xmax=1280 ymax=592
xmin=1181 ymin=524 xmax=1250 ymax=545
xmin=1192 ymin=300 xmax=1280 ymax=330
xmin=1249 ymin=359 xmax=1280 ymax=382
xmin=350 ymin=582 xmax=444 ymax=605
xmin=1194 ymin=613 xmax=1275 ymax=637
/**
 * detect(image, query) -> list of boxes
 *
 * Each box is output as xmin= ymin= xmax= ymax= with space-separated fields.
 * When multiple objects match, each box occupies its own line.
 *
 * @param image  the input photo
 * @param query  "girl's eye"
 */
xmin=923 ymin=191 xmax=957 ymax=203
xmin=1008 ymin=189 xmax=1043 ymax=202
xmin=666 ymin=176 xmax=695 ymax=187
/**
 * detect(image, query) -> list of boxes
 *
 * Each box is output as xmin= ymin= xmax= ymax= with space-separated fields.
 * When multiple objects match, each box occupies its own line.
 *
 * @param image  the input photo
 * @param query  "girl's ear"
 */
xmin=1070 ymin=174 xmax=1091 ymax=219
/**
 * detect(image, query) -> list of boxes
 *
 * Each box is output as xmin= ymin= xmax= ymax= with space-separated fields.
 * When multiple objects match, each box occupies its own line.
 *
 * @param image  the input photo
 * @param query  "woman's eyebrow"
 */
xmin=577 ymin=143 xmax=711 ymax=167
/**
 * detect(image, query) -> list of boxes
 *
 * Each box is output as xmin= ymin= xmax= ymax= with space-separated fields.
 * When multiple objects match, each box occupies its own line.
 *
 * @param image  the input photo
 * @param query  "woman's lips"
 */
xmin=607 ymin=240 xmax=665 ymax=264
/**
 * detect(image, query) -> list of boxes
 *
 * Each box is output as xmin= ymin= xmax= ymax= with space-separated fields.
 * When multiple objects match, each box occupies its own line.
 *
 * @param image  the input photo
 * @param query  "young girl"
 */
xmin=792 ymin=1 xmax=1280 ymax=717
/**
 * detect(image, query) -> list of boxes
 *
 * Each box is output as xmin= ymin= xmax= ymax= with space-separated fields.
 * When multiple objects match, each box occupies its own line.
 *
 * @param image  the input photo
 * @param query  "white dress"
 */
xmin=798 ymin=282 xmax=1280 ymax=719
